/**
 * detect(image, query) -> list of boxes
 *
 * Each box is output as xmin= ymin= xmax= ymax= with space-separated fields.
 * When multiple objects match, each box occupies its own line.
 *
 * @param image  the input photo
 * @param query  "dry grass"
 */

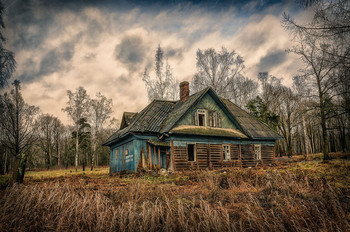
xmin=0 ymin=160 xmax=349 ymax=231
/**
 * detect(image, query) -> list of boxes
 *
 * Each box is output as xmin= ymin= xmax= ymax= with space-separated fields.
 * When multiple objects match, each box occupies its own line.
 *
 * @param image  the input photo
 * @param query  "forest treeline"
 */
xmin=0 ymin=1 xmax=349 ymax=182
xmin=0 ymin=81 xmax=118 ymax=182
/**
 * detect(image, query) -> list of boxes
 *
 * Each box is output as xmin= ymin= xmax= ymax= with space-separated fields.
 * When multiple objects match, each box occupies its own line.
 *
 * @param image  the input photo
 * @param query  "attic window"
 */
xmin=209 ymin=111 xmax=222 ymax=128
xmin=196 ymin=109 xmax=206 ymax=127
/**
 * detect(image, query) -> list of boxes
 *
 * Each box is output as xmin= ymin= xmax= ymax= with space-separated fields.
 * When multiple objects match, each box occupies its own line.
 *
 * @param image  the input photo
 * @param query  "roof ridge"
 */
xmin=152 ymin=99 xmax=177 ymax=103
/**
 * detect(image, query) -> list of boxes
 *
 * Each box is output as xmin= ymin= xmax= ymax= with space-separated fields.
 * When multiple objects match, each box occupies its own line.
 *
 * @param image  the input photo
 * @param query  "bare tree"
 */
xmin=192 ymin=47 xmax=245 ymax=100
xmin=0 ymin=1 xmax=16 ymax=89
xmin=89 ymin=92 xmax=113 ymax=170
xmin=142 ymin=44 xmax=178 ymax=101
xmin=288 ymin=36 xmax=339 ymax=160
xmin=0 ymin=80 xmax=39 ymax=182
xmin=62 ymin=87 xmax=90 ymax=171
xmin=282 ymin=0 xmax=350 ymax=66
xmin=230 ymin=75 xmax=259 ymax=109
xmin=36 ymin=114 xmax=64 ymax=169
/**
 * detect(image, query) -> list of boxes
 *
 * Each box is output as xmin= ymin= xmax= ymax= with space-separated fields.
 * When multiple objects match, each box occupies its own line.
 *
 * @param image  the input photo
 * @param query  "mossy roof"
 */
xmin=170 ymin=125 xmax=248 ymax=138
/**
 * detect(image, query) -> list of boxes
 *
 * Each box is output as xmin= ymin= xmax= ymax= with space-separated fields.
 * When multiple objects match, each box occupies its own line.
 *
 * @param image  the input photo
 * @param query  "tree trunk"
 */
xmin=75 ymin=128 xmax=79 ymax=172
xmin=91 ymin=140 xmax=96 ymax=171
xmin=16 ymin=154 xmax=27 ymax=183
xmin=302 ymin=115 xmax=309 ymax=159
xmin=57 ymin=140 xmax=60 ymax=167
xmin=82 ymin=151 xmax=85 ymax=172
xmin=4 ymin=149 xmax=7 ymax=174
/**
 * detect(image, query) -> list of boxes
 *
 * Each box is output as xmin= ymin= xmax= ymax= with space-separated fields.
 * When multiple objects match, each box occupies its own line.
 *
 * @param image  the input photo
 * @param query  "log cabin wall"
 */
xmin=241 ymin=144 xmax=256 ymax=167
xmin=172 ymin=142 xmax=275 ymax=170
xmin=261 ymin=145 xmax=275 ymax=164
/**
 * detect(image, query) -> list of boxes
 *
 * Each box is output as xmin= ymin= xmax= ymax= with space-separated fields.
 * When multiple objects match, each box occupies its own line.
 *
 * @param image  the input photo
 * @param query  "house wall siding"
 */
xmin=171 ymin=141 xmax=275 ymax=170
xmin=177 ymin=93 xmax=237 ymax=129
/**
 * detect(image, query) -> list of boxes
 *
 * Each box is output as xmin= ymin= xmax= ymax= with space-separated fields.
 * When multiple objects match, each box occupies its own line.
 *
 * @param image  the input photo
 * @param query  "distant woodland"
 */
xmin=0 ymin=0 xmax=349 ymax=182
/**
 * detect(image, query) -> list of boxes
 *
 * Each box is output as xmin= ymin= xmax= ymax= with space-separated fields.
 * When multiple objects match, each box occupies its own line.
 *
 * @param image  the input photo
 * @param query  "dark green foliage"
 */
xmin=247 ymin=96 xmax=279 ymax=128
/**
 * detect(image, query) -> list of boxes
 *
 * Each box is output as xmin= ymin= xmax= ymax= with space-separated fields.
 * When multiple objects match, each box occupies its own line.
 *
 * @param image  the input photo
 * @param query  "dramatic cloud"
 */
xmin=114 ymin=35 xmax=149 ymax=72
xmin=257 ymin=50 xmax=287 ymax=73
xmin=3 ymin=0 xmax=305 ymax=124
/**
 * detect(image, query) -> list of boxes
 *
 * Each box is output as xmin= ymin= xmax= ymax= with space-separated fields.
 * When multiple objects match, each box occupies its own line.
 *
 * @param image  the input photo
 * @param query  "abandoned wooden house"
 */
xmin=104 ymin=81 xmax=282 ymax=173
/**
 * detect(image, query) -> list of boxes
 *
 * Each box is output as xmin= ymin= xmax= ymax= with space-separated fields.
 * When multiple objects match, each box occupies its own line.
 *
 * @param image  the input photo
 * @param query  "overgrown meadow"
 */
xmin=0 ymin=154 xmax=349 ymax=231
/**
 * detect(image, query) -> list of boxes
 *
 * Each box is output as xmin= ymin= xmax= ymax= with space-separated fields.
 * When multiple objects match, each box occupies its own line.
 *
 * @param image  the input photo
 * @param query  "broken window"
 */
xmin=254 ymin=145 xmax=261 ymax=160
xmin=223 ymin=145 xmax=230 ymax=161
xmin=196 ymin=109 xmax=206 ymax=126
xmin=208 ymin=111 xmax=222 ymax=128
xmin=187 ymin=144 xmax=195 ymax=161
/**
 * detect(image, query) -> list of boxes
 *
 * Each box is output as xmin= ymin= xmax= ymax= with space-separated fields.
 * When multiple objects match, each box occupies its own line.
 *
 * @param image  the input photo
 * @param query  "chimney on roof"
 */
xmin=180 ymin=81 xmax=190 ymax=102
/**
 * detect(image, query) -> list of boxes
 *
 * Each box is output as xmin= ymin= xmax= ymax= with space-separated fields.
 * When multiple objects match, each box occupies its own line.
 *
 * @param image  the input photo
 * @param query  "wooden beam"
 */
xmin=171 ymin=140 xmax=175 ymax=171
xmin=153 ymin=146 xmax=156 ymax=169
xmin=221 ymin=144 xmax=223 ymax=168
xmin=148 ymin=144 xmax=151 ymax=169
xmin=158 ymin=147 xmax=161 ymax=168
xmin=239 ymin=144 xmax=242 ymax=168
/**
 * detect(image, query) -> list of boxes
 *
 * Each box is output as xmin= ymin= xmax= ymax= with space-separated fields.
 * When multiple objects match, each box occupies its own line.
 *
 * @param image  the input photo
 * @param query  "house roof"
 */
xmin=103 ymin=87 xmax=281 ymax=146
xmin=120 ymin=112 xmax=138 ymax=129
xmin=220 ymin=98 xmax=282 ymax=139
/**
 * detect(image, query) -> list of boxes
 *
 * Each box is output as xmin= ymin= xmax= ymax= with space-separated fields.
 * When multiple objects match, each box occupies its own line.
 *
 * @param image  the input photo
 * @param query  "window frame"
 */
xmin=254 ymin=145 xmax=261 ymax=160
xmin=222 ymin=144 xmax=231 ymax=161
xmin=187 ymin=143 xmax=196 ymax=162
xmin=196 ymin=109 xmax=207 ymax=127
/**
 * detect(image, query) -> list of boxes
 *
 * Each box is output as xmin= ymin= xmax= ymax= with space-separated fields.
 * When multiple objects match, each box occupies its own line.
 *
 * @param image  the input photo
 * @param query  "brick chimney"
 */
xmin=180 ymin=81 xmax=190 ymax=102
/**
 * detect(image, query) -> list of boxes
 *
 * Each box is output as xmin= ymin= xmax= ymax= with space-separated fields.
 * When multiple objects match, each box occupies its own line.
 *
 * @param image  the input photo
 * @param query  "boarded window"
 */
xmin=223 ymin=145 xmax=230 ymax=161
xmin=187 ymin=144 xmax=195 ymax=161
xmin=254 ymin=145 xmax=261 ymax=160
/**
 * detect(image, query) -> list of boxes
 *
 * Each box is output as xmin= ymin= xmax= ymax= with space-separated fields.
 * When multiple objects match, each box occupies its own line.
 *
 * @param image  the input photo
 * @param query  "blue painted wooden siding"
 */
xmin=110 ymin=135 xmax=164 ymax=173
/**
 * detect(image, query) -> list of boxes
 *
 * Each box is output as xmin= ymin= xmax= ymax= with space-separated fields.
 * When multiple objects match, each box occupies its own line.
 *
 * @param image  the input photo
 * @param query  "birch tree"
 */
xmin=192 ymin=47 xmax=245 ymax=100
xmin=90 ymin=92 xmax=113 ymax=170
xmin=62 ymin=87 xmax=90 ymax=171
xmin=142 ymin=45 xmax=178 ymax=101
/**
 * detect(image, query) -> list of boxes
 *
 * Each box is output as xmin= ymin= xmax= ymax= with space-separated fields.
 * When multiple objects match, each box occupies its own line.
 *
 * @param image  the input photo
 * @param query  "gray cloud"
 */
xmin=165 ymin=47 xmax=183 ymax=60
xmin=114 ymin=35 xmax=148 ymax=71
xmin=257 ymin=50 xmax=287 ymax=72
xmin=37 ymin=42 xmax=74 ymax=77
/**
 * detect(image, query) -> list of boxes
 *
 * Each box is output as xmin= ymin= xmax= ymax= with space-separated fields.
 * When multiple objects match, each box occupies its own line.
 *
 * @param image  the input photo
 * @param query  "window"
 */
xmin=125 ymin=149 xmax=128 ymax=156
xmin=223 ymin=145 xmax=230 ymax=161
xmin=208 ymin=111 xmax=222 ymax=128
xmin=209 ymin=111 xmax=216 ymax=127
xmin=254 ymin=145 xmax=261 ymax=160
xmin=196 ymin=109 xmax=206 ymax=126
xmin=187 ymin=144 xmax=196 ymax=161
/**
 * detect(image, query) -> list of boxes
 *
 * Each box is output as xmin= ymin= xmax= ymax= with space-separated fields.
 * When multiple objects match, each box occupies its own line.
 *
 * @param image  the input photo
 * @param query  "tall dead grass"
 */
xmin=0 ymin=167 xmax=349 ymax=231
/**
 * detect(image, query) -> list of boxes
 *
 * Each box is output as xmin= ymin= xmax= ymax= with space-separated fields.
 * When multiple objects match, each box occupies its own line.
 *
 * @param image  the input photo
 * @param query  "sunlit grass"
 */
xmin=25 ymin=166 xmax=109 ymax=180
